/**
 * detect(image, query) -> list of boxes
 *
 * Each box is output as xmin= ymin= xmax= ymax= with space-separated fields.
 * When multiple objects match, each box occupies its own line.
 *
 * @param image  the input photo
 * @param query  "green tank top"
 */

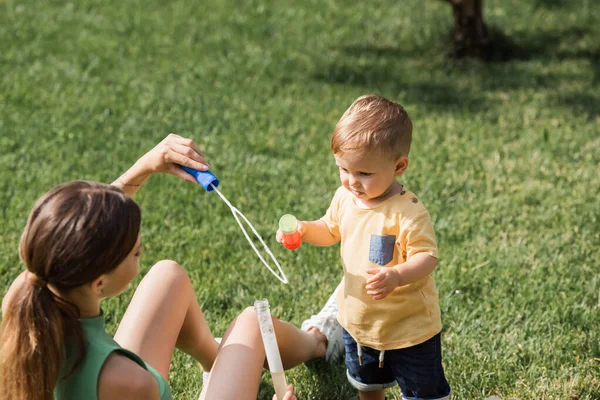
xmin=53 ymin=311 xmax=172 ymax=400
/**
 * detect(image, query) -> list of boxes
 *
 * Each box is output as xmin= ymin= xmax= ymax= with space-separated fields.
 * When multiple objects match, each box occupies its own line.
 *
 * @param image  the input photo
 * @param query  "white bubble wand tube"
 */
xmin=254 ymin=299 xmax=287 ymax=400
xmin=181 ymin=165 xmax=288 ymax=284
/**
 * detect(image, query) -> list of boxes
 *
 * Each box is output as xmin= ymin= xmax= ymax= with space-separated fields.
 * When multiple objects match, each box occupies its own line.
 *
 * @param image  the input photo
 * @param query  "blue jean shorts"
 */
xmin=343 ymin=329 xmax=451 ymax=400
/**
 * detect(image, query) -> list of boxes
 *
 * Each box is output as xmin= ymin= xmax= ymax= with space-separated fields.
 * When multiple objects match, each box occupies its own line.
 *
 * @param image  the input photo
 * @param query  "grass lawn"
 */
xmin=1 ymin=0 xmax=599 ymax=399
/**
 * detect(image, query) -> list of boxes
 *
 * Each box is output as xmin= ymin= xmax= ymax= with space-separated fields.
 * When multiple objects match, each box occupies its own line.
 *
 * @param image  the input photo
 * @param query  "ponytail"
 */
xmin=1 ymin=180 xmax=141 ymax=399
xmin=0 ymin=279 xmax=85 ymax=400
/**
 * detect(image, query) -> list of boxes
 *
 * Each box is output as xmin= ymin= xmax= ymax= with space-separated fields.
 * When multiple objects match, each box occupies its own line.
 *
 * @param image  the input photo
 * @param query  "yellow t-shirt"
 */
xmin=322 ymin=186 xmax=442 ymax=350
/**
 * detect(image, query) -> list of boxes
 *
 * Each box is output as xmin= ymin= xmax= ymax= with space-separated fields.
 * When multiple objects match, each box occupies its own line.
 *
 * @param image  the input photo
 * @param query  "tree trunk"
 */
xmin=446 ymin=0 xmax=491 ymax=59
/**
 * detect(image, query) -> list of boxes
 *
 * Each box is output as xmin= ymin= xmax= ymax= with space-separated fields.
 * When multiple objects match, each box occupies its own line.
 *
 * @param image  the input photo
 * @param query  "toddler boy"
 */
xmin=279 ymin=95 xmax=451 ymax=400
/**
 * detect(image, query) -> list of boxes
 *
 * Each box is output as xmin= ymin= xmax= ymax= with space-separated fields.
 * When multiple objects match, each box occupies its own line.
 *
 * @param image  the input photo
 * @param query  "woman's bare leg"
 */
xmin=273 ymin=320 xmax=327 ymax=370
xmin=200 ymin=307 xmax=265 ymax=400
xmin=201 ymin=307 xmax=327 ymax=400
xmin=114 ymin=260 xmax=219 ymax=379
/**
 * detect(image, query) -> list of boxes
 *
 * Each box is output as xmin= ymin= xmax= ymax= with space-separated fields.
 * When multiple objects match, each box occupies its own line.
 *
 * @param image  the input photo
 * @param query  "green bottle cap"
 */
xmin=279 ymin=214 xmax=298 ymax=234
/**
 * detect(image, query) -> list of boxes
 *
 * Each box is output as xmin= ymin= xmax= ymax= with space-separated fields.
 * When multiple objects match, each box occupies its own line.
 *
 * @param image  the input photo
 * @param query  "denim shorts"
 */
xmin=343 ymin=329 xmax=451 ymax=400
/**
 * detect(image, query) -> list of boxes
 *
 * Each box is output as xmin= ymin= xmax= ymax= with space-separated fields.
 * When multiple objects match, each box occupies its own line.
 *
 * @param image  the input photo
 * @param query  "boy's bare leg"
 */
xmin=359 ymin=389 xmax=386 ymax=400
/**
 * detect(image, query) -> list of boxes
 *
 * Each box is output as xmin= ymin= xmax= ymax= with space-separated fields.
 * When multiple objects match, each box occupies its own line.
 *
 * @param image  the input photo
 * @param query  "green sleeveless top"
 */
xmin=54 ymin=311 xmax=172 ymax=400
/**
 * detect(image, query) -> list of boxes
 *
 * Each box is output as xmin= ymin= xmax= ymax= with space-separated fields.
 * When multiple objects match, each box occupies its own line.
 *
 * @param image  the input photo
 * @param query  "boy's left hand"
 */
xmin=365 ymin=268 xmax=401 ymax=300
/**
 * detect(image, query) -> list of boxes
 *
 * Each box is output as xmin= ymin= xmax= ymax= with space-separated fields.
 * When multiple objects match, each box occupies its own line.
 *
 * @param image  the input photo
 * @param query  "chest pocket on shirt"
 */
xmin=369 ymin=234 xmax=396 ymax=266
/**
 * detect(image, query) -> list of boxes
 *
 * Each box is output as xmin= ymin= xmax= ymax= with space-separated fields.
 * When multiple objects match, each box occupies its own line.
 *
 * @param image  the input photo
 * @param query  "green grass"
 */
xmin=1 ymin=0 xmax=599 ymax=399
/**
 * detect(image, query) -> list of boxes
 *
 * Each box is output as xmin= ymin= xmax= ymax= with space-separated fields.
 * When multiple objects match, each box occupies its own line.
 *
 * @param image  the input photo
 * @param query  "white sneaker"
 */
xmin=202 ymin=337 xmax=222 ymax=386
xmin=301 ymin=284 xmax=344 ymax=362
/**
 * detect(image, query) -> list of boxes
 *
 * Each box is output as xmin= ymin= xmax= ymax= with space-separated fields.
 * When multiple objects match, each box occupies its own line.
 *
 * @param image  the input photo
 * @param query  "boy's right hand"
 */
xmin=276 ymin=222 xmax=306 ymax=245
xmin=276 ymin=229 xmax=284 ymax=245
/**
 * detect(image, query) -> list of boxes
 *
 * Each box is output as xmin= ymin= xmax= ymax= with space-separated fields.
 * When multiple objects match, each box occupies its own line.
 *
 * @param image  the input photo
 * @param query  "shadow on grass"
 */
xmin=313 ymin=26 xmax=600 ymax=117
xmin=313 ymin=58 xmax=489 ymax=113
xmin=532 ymin=0 xmax=575 ymax=9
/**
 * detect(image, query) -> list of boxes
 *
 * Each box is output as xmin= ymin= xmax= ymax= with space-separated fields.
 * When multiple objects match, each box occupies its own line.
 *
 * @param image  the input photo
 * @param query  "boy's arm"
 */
xmin=277 ymin=189 xmax=342 ymax=248
xmin=299 ymin=220 xmax=340 ymax=247
xmin=392 ymin=253 xmax=437 ymax=286
xmin=365 ymin=253 xmax=437 ymax=300
xmin=277 ymin=219 xmax=340 ymax=247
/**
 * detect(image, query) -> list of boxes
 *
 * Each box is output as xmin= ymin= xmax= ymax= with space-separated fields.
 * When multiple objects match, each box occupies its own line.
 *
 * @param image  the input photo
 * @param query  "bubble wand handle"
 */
xmin=254 ymin=299 xmax=287 ymax=400
xmin=181 ymin=165 xmax=219 ymax=191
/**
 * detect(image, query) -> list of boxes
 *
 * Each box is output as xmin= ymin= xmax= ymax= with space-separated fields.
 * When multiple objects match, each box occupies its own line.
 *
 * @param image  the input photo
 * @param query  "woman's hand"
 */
xmin=273 ymin=385 xmax=296 ymax=400
xmin=138 ymin=133 xmax=210 ymax=184
xmin=113 ymin=134 xmax=210 ymax=196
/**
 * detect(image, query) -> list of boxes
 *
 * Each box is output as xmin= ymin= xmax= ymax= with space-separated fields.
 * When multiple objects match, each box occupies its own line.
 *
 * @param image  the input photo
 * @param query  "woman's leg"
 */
xmin=272 ymin=319 xmax=327 ymax=370
xmin=202 ymin=307 xmax=327 ymax=400
xmin=114 ymin=260 xmax=219 ymax=379
xmin=200 ymin=307 xmax=265 ymax=400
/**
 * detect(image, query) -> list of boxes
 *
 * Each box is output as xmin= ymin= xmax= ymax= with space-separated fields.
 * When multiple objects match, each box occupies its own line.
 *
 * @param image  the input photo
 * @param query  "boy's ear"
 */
xmin=394 ymin=156 xmax=409 ymax=176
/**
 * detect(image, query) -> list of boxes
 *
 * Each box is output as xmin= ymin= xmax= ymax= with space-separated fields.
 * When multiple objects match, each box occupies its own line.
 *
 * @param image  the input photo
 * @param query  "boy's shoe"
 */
xmin=301 ymin=284 xmax=344 ymax=362
xmin=201 ymin=337 xmax=222 ymax=386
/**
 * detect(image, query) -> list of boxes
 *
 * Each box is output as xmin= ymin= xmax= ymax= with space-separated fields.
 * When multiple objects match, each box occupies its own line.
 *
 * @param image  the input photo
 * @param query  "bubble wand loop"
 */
xmin=181 ymin=165 xmax=288 ymax=284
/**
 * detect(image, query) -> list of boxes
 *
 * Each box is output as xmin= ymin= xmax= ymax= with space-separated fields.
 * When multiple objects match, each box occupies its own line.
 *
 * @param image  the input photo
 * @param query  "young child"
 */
xmin=278 ymin=95 xmax=451 ymax=400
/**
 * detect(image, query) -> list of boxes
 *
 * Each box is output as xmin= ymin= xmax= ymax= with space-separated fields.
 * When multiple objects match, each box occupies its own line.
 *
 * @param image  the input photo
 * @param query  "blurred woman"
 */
xmin=0 ymin=134 xmax=327 ymax=400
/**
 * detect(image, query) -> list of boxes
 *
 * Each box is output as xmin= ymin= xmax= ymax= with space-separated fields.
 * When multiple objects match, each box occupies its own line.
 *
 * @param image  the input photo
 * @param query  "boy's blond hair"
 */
xmin=331 ymin=94 xmax=413 ymax=159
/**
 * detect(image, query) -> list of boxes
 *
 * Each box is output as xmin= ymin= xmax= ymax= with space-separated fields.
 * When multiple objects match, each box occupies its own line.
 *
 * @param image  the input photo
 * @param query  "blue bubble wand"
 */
xmin=181 ymin=166 xmax=288 ymax=284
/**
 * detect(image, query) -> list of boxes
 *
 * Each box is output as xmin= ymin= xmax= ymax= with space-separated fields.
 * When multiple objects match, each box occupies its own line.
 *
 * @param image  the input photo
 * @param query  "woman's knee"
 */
xmin=237 ymin=307 xmax=261 ymax=329
xmin=239 ymin=306 xmax=257 ymax=320
xmin=146 ymin=259 xmax=191 ymax=287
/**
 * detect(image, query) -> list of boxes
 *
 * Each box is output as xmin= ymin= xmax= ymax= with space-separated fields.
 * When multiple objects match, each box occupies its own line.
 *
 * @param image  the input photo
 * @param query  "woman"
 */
xmin=0 ymin=134 xmax=329 ymax=400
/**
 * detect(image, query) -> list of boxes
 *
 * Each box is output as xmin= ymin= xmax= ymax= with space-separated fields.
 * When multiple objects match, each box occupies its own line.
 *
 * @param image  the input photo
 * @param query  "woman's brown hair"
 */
xmin=0 ymin=181 xmax=141 ymax=400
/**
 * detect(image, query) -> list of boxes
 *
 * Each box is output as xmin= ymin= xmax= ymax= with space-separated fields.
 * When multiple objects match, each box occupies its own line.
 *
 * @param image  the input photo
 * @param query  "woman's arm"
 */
xmin=112 ymin=133 xmax=210 ymax=197
xmin=98 ymin=353 xmax=160 ymax=400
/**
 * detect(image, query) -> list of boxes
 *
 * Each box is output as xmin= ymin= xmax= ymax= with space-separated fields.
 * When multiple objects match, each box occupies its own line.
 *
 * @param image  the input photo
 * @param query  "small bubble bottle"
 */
xmin=279 ymin=214 xmax=302 ymax=250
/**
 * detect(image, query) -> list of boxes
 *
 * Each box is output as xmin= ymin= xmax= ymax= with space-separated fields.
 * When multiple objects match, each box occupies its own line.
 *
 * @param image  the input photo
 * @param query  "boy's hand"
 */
xmin=365 ymin=268 xmax=401 ymax=300
xmin=276 ymin=222 xmax=306 ymax=245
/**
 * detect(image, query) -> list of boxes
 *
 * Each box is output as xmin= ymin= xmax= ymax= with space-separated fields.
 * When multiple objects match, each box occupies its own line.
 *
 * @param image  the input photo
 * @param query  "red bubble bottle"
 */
xmin=279 ymin=214 xmax=302 ymax=250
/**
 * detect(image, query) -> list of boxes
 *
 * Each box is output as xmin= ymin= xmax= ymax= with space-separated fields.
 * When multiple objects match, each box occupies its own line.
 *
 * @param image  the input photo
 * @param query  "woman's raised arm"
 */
xmin=112 ymin=133 xmax=210 ymax=197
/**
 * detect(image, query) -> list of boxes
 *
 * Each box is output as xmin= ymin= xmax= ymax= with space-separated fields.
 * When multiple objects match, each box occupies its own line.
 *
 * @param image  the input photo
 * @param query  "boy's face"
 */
xmin=334 ymin=150 xmax=407 ymax=202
